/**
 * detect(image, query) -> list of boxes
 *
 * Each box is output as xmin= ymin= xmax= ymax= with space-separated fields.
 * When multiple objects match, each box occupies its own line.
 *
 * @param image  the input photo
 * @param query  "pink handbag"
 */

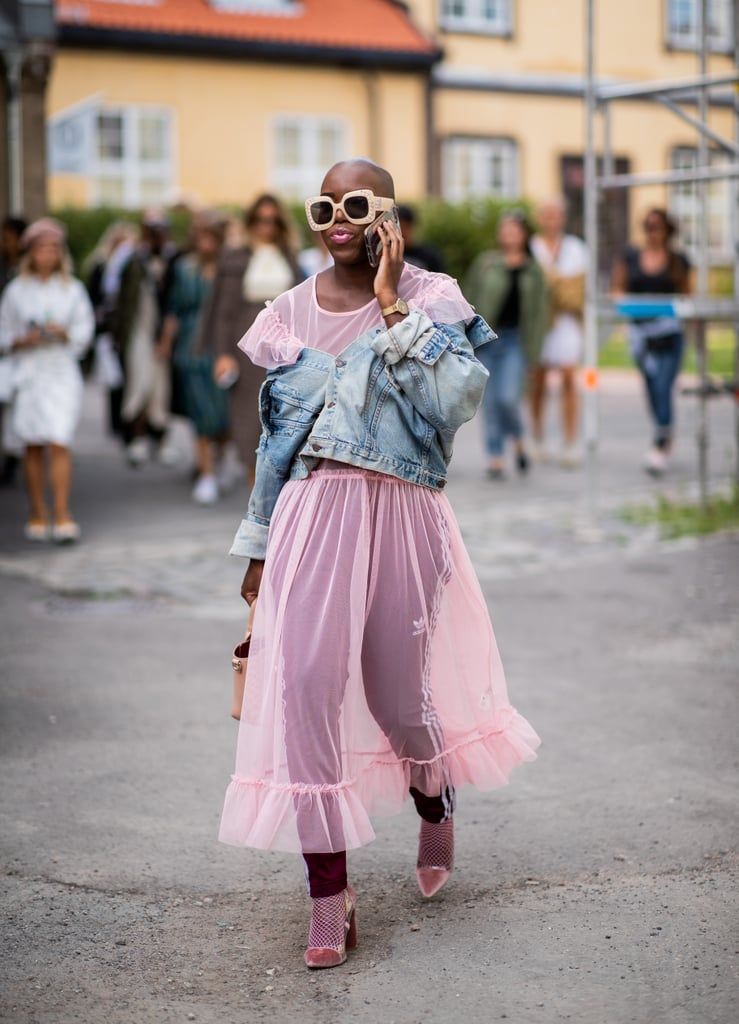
xmin=231 ymin=600 xmax=256 ymax=721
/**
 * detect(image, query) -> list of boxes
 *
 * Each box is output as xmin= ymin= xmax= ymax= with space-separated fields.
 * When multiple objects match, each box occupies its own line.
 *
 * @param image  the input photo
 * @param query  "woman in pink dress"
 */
xmin=219 ymin=160 xmax=540 ymax=969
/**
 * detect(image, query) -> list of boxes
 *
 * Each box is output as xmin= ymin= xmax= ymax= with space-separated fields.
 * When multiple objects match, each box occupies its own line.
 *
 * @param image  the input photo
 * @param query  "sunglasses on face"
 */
xmin=304 ymin=189 xmax=395 ymax=231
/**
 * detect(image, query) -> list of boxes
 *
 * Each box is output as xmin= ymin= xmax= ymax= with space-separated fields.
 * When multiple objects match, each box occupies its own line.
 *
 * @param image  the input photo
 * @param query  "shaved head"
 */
xmin=321 ymin=158 xmax=395 ymax=199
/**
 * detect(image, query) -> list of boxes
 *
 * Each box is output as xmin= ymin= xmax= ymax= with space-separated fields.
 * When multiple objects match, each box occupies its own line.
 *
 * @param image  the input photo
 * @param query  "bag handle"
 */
xmin=243 ymin=597 xmax=257 ymax=640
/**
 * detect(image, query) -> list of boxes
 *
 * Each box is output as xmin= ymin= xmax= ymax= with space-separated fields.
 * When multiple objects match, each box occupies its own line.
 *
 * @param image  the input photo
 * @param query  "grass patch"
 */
xmin=599 ymin=328 xmax=736 ymax=377
xmin=622 ymin=488 xmax=739 ymax=539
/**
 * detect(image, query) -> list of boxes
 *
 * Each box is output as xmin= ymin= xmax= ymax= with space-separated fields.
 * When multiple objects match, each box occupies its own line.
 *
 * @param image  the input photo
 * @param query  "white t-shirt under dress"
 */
xmin=0 ymin=274 xmax=95 ymax=446
xmin=531 ymin=234 xmax=588 ymax=367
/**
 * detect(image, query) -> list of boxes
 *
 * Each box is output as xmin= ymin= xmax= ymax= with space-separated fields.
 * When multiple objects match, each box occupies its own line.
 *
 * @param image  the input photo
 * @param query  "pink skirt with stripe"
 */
xmin=219 ymin=462 xmax=540 ymax=854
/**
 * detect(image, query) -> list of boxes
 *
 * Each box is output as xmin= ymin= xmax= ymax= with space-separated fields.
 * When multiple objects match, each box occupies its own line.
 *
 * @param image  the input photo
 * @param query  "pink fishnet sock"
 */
xmin=308 ymin=891 xmax=349 ymax=950
xmin=417 ymin=819 xmax=454 ymax=870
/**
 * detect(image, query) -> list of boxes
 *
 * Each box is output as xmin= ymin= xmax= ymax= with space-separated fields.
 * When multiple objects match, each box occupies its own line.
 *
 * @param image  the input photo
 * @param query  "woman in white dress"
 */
xmin=0 ymin=218 xmax=94 ymax=542
xmin=531 ymin=199 xmax=588 ymax=467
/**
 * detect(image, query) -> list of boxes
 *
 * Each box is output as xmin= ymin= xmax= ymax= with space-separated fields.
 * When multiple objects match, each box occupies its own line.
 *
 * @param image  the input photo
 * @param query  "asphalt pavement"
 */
xmin=0 ymin=372 xmax=737 ymax=1024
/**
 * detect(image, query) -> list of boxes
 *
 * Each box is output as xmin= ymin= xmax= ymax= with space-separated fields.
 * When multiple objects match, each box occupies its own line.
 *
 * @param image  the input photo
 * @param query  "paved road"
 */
xmin=1 ymin=374 xmax=737 ymax=1024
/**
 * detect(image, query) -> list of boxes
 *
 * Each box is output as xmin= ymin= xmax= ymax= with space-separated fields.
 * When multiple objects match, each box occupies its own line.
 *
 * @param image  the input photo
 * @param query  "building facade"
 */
xmin=47 ymin=0 xmax=437 ymax=208
xmin=413 ymin=0 xmax=737 ymax=262
xmin=47 ymin=0 xmax=737 ymax=261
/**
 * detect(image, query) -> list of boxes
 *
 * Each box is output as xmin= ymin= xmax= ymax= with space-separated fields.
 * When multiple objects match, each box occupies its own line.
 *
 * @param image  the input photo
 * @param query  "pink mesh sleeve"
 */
xmin=237 ymin=303 xmax=304 ymax=369
xmin=405 ymin=272 xmax=477 ymax=326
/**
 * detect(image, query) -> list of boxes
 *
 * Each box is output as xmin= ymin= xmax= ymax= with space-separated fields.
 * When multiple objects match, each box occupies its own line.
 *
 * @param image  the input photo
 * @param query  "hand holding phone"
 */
xmin=370 ymin=212 xmax=405 ymax=309
xmin=365 ymin=207 xmax=402 ymax=268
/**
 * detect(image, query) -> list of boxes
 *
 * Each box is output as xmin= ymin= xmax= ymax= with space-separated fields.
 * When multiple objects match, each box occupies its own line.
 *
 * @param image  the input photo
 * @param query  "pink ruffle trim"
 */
xmin=218 ymin=706 xmax=540 ymax=853
xmin=406 ymin=272 xmax=477 ymax=326
xmin=238 ymin=303 xmax=304 ymax=369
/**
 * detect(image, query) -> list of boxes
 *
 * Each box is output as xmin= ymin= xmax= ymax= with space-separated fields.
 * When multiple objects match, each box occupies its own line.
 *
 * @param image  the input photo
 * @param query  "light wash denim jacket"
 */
xmin=230 ymin=309 xmax=495 ymax=560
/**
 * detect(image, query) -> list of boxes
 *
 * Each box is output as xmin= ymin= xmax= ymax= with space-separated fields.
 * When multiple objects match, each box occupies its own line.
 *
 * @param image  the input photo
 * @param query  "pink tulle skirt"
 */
xmin=219 ymin=462 xmax=540 ymax=854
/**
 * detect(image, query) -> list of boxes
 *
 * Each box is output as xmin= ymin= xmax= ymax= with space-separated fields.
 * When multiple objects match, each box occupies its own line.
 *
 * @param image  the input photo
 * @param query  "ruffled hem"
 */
xmin=218 ymin=707 xmax=540 ymax=854
xmin=406 ymin=271 xmax=477 ymax=327
xmin=238 ymin=303 xmax=304 ymax=369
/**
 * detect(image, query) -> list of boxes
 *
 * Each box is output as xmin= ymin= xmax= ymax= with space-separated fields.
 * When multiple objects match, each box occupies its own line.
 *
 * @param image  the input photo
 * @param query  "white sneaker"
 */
xmin=126 ymin=438 xmax=149 ymax=467
xmin=156 ymin=440 xmax=180 ymax=466
xmin=560 ymin=444 xmax=582 ymax=469
xmin=531 ymin=442 xmax=551 ymax=464
xmin=192 ymin=474 xmax=219 ymax=505
xmin=24 ymin=521 xmax=50 ymax=542
xmin=644 ymin=447 xmax=667 ymax=476
xmin=51 ymin=520 xmax=81 ymax=544
xmin=216 ymin=456 xmax=239 ymax=495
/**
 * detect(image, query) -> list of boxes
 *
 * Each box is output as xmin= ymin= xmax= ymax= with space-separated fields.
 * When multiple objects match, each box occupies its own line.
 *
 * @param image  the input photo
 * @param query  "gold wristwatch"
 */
xmin=380 ymin=297 xmax=409 ymax=318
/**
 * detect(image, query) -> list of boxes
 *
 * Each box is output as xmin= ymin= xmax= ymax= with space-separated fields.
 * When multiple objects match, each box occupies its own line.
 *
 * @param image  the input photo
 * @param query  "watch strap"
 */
xmin=381 ymin=297 xmax=409 ymax=318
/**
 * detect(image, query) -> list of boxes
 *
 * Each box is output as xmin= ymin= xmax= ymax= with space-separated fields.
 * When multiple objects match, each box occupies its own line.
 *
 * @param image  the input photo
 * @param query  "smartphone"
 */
xmin=364 ymin=207 xmax=401 ymax=268
xmin=28 ymin=319 xmax=51 ymax=344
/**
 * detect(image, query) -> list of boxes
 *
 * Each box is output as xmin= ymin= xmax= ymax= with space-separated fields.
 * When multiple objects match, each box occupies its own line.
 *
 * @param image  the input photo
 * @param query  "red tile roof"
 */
xmin=55 ymin=0 xmax=438 ymax=57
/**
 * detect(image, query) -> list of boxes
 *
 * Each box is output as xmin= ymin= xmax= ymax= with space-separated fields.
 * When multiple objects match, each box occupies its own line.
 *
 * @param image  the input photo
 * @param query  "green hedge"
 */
xmin=51 ymin=206 xmax=194 ymax=276
xmin=53 ymin=201 xmax=734 ymax=295
xmin=292 ymin=196 xmax=531 ymax=282
xmin=54 ymin=198 xmax=531 ymax=282
xmin=409 ymin=197 xmax=535 ymax=282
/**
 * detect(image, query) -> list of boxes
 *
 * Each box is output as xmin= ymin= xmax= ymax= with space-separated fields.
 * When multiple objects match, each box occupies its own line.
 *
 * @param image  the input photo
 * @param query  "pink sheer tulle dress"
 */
xmin=219 ymin=264 xmax=540 ymax=854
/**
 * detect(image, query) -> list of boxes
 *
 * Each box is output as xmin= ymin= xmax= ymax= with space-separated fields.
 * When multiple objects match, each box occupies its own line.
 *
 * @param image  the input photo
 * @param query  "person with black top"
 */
xmin=611 ymin=208 xmax=692 ymax=476
xmin=397 ymin=205 xmax=446 ymax=274
xmin=112 ymin=211 xmax=181 ymax=467
xmin=86 ymin=221 xmax=137 ymax=439
xmin=465 ymin=212 xmax=549 ymax=479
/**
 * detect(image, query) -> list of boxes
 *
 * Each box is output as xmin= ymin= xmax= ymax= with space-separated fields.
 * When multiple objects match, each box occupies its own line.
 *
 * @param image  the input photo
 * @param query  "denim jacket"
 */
xmin=230 ymin=309 xmax=495 ymax=559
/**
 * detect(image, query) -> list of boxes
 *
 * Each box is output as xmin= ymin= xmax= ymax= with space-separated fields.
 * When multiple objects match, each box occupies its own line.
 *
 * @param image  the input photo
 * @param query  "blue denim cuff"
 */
xmin=368 ymin=310 xmax=433 ymax=365
xmin=406 ymin=323 xmax=456 ymax=365
xmin=229 ymin=518 xmax=269 ymax=559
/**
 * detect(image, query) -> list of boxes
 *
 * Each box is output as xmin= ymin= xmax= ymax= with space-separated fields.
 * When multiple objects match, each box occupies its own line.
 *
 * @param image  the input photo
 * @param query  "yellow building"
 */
xmin=48 ymin=0 xmax=736 ymax=261
xmin=411 ymin=0 xmax=736 ymax=262
xmin=48 ymin=0 xmax=437 ymax=208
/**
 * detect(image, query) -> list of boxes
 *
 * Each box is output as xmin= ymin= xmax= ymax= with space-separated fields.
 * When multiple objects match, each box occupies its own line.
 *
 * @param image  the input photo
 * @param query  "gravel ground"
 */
xmin=1 ymin=376 xmax=737 ymax=1023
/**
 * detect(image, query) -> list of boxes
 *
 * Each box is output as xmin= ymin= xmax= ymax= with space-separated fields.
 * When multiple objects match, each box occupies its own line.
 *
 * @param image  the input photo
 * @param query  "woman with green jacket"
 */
xmin=465 ymin=212 xmax=549 ymax=478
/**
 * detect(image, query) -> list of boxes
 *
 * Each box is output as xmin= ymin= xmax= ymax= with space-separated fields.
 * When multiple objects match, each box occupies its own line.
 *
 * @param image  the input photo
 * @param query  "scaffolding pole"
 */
xmin=583 ymin=0 xmax=739 ymax=518
xmin=597 ymin=164 xmax=739 ymax=189
xmin=596 ymin=72 xmax=739 ymax=101
xmin=695 ymin=0 xmax=710 ymax=512
xmin=583 ymin=0 xmax=599 ymax=526
xmin=734 ymin=9 xmax=739 ymax=493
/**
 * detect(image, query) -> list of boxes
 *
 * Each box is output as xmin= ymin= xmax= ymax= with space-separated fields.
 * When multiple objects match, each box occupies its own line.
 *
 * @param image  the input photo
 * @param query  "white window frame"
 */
xmin=665 ymin=0 xmax=734 ymax=53
xmin=441 ymin=135 xmax=519 ymax=202
xmin=209 ymin=0 xmax=299 ymax=12
xmin=669 ymin=145 xmax=733 ymax=263
xmin=92 ymin=105 xmax=176 ymax=208
xmin=440 ymin=0 xmax=513 ymax=35
xmin=49 ymin=99 xmax=176 ymax=208
xmin=48 ymin=95 xmax=100 ymax=176
xmin=270 ymin=115 xmax=349 ymax=200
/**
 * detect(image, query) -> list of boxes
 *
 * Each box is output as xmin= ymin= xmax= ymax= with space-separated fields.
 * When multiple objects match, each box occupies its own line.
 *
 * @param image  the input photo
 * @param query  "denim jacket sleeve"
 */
xmin=229 ymin=369 xmax=325 ymax=559
xmin=229 ymin=418 xmax=284 ymax=560
xmin=369 ymin=310 xmax=493 ymax=451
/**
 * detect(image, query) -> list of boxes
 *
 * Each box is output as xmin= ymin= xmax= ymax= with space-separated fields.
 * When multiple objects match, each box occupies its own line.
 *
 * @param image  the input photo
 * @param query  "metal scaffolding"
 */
xmin=583 ymin=0 xmax=739 ymax=519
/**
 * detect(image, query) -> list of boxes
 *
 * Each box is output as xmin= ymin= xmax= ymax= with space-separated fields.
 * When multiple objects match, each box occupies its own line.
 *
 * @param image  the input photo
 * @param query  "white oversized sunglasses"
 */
xmin=304 ymin=189 xmax=395 ymax=231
